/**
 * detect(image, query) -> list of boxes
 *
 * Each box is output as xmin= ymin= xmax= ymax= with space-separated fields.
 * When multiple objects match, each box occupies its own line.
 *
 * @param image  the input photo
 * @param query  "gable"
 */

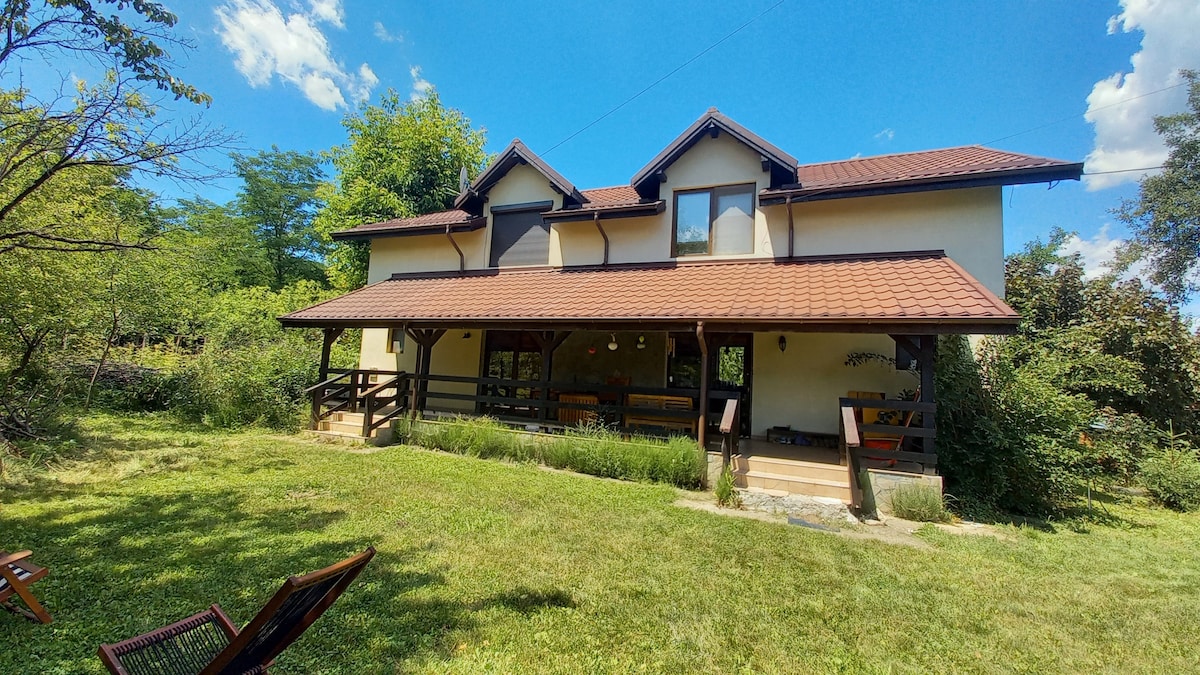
xmin=631 ymin=108 xmax=798 ymax=199
xmin=455 ymin=139 xmax=584 ymax=215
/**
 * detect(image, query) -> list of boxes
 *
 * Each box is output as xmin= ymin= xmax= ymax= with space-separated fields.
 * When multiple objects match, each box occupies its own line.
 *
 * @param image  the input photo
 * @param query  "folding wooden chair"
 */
xmin=0 ymin=550 xmax=52 ymax=624
xmin=98 ymin=547 xmax=375 ymax=675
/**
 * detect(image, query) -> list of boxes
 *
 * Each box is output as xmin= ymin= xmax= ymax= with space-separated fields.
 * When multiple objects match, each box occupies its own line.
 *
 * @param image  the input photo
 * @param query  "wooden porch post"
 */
xmin=532 ymin=331 xmax=570 ymax=424
xmin=405 ymin=328 xmax=445 ymax=418
xmin=697 ymin=321 xmax=709 ymax=450
xmin=918 ymin=335 xmax=937 ymax=469
xmin=319 ymin=328 xmax=344 ymax=382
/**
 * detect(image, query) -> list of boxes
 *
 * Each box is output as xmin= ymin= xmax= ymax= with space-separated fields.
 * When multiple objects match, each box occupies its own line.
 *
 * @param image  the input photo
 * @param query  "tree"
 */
xmin=0 ymin=2 xmax=229 ymax=254
xmin=315 ymin=90 xmax=488 ymax=289
xmin=232 ymin=147 xmax=326 ymax=289
xmin=1118 ymin=69 xmax=1200 ymax=303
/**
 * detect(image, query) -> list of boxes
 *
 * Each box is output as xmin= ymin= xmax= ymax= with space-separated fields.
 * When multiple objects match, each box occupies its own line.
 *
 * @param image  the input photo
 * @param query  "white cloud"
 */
xmin=873 ymin=128 xmax=895 ymax=142
xmin=215 ymin=0 xmax=375 ymax=111
xmin=308 ymin=0 xmax=343 ymax=27
xmin=374 ymin=20 xmax=402 ymax=43
xmin=1061 ymin=225 xmax=1125 ymax=280
xmin=1083 ymin=0 xmax=1200 ymax=190
xmin=410 ymin=65 xmax=433 ymax=101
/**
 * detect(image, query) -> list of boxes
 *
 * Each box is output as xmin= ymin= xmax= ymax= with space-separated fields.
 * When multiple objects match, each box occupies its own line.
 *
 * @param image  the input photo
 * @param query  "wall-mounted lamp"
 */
xmin=778 ymin=335 xmax=787 ymax=352
xmin=607 ymin=333 xmax=619 ymax=351
xmin=462 ymin=331 xmax=472 ymax=339
xmin=636 ymin=334 xmax=646 ymax=350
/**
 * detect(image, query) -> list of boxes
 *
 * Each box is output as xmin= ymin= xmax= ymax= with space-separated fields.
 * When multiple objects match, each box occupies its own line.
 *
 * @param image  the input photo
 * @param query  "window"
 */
xmin=673 ymin=184 xmax=755 ymax=256
xmin=490 ymin=203 xmax=551 ymax=267
xmin=386 ymin=328 xmax=405 ymax=354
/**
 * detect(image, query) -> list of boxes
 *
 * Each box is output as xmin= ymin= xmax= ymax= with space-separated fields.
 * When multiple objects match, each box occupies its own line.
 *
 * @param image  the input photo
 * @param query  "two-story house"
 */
xmin=282 ymin=108 xmax=1081 ymax=502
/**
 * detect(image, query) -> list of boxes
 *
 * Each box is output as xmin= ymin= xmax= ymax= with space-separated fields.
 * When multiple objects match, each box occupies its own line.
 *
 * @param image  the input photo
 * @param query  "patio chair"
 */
xmin=98 ymin=547 xmax=375 ymax=675
xmin=557 ymin=393 xmax=598 ymax=427
xmin=0 ymin=550 xmax=52 ymax=624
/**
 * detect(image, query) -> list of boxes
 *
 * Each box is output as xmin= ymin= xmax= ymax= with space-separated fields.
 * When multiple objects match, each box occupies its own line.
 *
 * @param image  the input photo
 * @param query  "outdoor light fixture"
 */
xmin=462 ymin=331 xmax=472 ymax=339
xmin=608 ymin=333 xmax=619 ymax=351
xmin=778 ymin=335 xmax=787 ymax=352
xmin=636 ymin=335 xmax=646 ymax=350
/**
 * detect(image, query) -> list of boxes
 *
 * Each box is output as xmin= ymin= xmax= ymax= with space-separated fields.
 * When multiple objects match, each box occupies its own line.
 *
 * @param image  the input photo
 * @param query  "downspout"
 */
xmin=786 ymin=196 xmax=795 ymax=259
xmin=593 ymin=211 xmax=610 ymax=266
xmin=445 ymin=224 xmax=466 ymax=273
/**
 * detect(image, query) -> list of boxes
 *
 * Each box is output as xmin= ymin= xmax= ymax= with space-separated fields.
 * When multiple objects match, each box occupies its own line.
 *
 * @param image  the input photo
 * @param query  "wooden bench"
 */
xmin=624 ymin=394 xmax=697 ymax=435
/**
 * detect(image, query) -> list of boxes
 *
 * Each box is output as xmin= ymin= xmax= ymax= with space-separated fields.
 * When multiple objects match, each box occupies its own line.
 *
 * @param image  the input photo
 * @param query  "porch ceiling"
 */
xmin=279 ymin=250 xmax=1019 ymax=334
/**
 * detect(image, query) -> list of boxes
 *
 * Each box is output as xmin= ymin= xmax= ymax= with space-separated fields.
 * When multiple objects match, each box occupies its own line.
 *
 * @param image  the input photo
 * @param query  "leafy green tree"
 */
xmin=0 ymin=2 xmax=228 ymax=254
xmin=166 ymin=198 xmax=271 ymax=292
xmin=1118 ymin=69 xmax=1200 ymax=302
xmin=232 ymin=147 xmax=326 ymax=289
xmin=315 ymin=90 xmax=488 ymax=289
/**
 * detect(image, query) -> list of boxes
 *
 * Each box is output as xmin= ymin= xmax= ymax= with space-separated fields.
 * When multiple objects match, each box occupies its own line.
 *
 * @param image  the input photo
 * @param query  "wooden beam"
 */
xmin=697 ymin=321 xmax=709 ymax=450
xmin=918 ymin=335 xmax=937 ymax=470
xmin=318 ymin=328 xmax=344 ymax=382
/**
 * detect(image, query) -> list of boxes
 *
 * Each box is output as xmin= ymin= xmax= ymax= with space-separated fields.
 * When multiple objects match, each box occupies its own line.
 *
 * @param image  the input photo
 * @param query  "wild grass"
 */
xmin=3 ymin=413 xmax=1200 ymax=673
xmin=404 ymin=416 xmax=706 ymax=488
xmin=887 ymin=482 xmax=952 ymax=522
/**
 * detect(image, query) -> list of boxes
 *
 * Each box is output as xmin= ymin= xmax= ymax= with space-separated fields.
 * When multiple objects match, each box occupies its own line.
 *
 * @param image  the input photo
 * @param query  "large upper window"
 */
xmin=673 ymin=184 xmax=755 ymax=256
xmin=490 ymin=202 xmax=551 ymax=267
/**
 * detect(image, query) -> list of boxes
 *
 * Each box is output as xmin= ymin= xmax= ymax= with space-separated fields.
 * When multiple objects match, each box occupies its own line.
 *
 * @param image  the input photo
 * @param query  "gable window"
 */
xmin=490 ymin=202 xmax=552 ymax=267
xmin=673 ymin=184 xmax=755 ymax=256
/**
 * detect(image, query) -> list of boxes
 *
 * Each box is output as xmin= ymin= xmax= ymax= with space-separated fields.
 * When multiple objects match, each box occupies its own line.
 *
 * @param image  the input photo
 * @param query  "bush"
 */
xmin=405 ymin=417 xmax=706 ymax=489
xmin=887 ymin=482 xmax=950 ymax=522
xmin=714 ymin=465 xmax=741 ymax=508
xmin=1140 ymin=443 xmax=1200 ymax=511
xmin=168 ymin=342 xmax=318 ymax=431
xmin=936 ymin=335 xmax=1098 ymax=517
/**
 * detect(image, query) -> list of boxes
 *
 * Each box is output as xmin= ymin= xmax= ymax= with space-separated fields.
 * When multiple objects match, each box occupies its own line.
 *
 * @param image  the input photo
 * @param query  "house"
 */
xmin=281 ymin=108 xmax=1082 ymax=503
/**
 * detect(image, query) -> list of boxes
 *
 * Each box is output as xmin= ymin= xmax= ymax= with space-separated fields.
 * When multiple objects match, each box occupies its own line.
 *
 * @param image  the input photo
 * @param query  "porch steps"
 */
xmin=731 ymin=455 xmax=853 ymax=503
xmin=308 ymin=410 xmax=398 ymax=444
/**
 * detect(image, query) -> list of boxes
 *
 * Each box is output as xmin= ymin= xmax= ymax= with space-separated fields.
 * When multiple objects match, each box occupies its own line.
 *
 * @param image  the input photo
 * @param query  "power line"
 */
xmin=1083 ymin=165 xmax=1164 ymax=176
xmin=984 ymin=82 xmax=1187 ymax=146
xmin=541 ymin=0 xmax=788 ymax=156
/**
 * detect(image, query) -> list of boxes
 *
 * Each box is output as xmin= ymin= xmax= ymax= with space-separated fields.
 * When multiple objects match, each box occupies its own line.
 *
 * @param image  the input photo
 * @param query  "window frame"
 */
xmin=671 ymin=182 xmax=757 ymax=257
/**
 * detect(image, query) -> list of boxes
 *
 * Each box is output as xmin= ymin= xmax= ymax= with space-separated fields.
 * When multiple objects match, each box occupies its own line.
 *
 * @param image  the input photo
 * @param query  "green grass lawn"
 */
xmin=2 ymin=414 xmax=1198 ymax=674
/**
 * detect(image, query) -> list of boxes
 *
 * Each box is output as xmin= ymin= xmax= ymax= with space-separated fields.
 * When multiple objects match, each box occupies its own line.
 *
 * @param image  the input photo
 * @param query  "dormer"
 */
xmin=455 ymin=139 xmax=587 ymax=214
xmin=630 ymin=108 xmax=799 ymax=201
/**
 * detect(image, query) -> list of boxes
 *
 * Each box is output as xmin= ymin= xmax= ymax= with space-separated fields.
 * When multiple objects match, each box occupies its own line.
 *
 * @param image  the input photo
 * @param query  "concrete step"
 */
xmin=733 ymin=455 xmax=849 ymax=482
xmin=735 ymin=470 xmax=852 ymax=503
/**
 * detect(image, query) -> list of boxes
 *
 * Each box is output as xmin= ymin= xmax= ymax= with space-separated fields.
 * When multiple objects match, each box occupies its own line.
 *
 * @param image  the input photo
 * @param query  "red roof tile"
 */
xmin=780 ymin=146 xmax=1080 ymax=196
xmin=330 ymin=210 xmax=484 ymax=240
xmin=281 ymin=251 xmax=1017 ymax=331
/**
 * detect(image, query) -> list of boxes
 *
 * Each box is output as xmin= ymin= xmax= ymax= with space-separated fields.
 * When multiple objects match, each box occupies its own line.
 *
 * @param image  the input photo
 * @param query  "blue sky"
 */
xmin=33 ymin=1 xmax=1200 ymax=281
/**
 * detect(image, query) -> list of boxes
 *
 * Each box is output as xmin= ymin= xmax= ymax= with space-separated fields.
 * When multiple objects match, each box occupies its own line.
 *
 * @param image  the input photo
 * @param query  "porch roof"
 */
xmin=279 ymin=251 xmax=1019 ymax=334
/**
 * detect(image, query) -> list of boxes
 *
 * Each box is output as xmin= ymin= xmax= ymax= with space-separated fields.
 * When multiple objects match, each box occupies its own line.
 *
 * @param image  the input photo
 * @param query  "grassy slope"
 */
xmin=1 ymin=414 xmax=1198 ymax=674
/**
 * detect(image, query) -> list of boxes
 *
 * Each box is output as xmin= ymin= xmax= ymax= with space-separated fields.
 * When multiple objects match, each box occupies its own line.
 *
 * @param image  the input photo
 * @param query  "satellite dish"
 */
xmin=458 ymin=166 xmax=470 ymax=195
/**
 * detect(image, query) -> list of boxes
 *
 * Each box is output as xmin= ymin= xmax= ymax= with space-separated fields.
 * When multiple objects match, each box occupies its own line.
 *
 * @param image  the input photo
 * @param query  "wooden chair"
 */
xmin=0 ymin=550 xmax=51 ymax=624
xmin=624 ymin=394 xmax=697 ymax=435
xmin=557 ymin=393 xmax=598 ymax=427
xmin=98 ymin=547 xmax=375 ymax=675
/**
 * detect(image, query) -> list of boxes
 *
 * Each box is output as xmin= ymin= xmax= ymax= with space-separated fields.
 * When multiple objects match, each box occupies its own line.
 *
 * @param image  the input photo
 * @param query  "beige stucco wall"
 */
xmin=357 ymin=328 xmax=481 ymax=412
xmin=751 ymin=332 xmax=917 ymax=436
xmin=761 ymin=187 xmax=1005 ymax=297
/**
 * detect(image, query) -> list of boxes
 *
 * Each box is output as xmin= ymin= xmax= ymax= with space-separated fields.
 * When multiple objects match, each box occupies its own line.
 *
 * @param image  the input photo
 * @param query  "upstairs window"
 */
xmin=673 ymin=184 xmax=755 ymax=257
xmin=490 ymin=202 xmax=552 ymax=267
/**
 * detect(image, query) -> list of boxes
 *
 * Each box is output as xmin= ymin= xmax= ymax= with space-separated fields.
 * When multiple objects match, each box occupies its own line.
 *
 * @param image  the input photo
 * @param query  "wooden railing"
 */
xmin=307 ymin=369 xmax=740 ymax=439
xmin=838 ymin=397 xmax=937 ymax=475
xmin=306 ymin=369 xmax=407 ymax=433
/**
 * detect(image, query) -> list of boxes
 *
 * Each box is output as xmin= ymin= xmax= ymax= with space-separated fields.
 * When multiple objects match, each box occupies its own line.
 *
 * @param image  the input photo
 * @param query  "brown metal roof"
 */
xmin=280 ymin=251 xmax=1018 ymax=333
xmin=330 ymin=210 xmax=485 ymax=241
xmin=761 ymin=146 xmax=1083 ymax=203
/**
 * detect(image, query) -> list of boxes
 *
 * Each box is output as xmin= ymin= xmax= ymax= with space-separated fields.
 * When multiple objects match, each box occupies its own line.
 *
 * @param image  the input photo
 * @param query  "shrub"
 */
xmin=714 ymin=465 xmax=741 ymax=508
xmin=887 ymin=482 xmax=950 ymax=522
xmin=1140 ymin=442 xmax=1200 ymax=511
xmin=406 ymin=417 xmax=705 ymax=488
